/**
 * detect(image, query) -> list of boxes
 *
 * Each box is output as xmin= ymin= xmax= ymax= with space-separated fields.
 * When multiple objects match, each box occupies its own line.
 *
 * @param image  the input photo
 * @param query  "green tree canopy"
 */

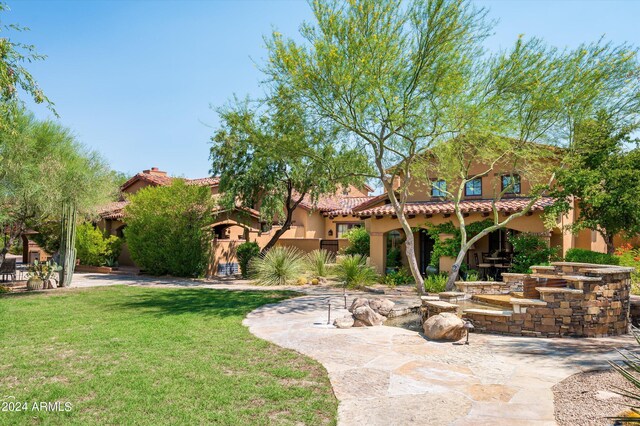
xmin=549 ymin=112 xmax=640 ymax=254
xmin=0 ymin=3 xmax=54 ymax=128
xmin=124 ymin=180 xmax=214 ymax=277
xmin=211 ymin=88 xmax=370 ymax=253
xmin=0 ymin=110 xmax=117 ymax=264
xmin=262 ymin=0 xmax=640 ymax=292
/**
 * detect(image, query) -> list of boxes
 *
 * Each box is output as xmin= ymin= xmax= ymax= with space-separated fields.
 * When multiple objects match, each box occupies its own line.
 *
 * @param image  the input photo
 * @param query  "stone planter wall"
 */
xmin=455 ymin=281 xmax=512 ymax=295
xmin=463 ymin=262 xmax=633 ymax=338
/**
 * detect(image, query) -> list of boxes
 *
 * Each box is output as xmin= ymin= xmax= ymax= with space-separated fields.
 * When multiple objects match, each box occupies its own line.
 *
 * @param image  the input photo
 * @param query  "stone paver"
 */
xmin=68 ymin=273 xmax=634 ymax=425
xmin=244 ymin=293 xmax=634 ymax=426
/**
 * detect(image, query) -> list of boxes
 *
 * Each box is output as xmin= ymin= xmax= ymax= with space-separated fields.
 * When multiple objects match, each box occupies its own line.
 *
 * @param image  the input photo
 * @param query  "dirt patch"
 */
xmin=553 ymin=368 xmax=636 ymax=425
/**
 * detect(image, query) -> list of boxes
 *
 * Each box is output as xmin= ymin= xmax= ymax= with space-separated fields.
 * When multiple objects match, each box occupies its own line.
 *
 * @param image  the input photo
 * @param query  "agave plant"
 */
xmin=335 ymin=254 xmax=378 ymax=288
xmin=304 ymin=249 xmax=334 ymax=278
xmin=250 ymin=246 xmax=304 ymax=286
xmin=609 ymin=326 xmax=640 ymax=423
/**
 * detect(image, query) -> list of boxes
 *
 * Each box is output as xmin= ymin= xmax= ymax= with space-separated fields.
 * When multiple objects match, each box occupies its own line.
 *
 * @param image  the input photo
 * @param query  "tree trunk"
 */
xmin=604 ymin=234 xmax=615 ymax=255
xmin=260 ymin=209 xmax=295 ymax=254
xmin=59 ymin=202 xmax=77 ymax=287
xmin=402 ymin=224 xmax=425 ymax=295
xmin=259 ymin=189 xmax=305 ymax=255
xmin=445 ymin=248 xmax=470 ymax=291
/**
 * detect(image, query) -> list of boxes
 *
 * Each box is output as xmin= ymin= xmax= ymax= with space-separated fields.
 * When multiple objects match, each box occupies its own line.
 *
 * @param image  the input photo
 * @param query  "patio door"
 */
xmin=419 ymin=230 xmax=435 ymax=275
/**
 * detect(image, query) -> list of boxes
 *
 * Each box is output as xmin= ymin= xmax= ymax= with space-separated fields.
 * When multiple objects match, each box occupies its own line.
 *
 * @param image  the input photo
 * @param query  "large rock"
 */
xmin=349 ymin=297 xmax=370 ymax=313
xmin=369 ymin=298 xmax=395 ymax=317
xmin=352 ymin=306 xmax=386 ymax=327
xmin=422 ymin=312 xmax=466 ymax=341
xmin=333 ymin=315 xmax=355 ymax=329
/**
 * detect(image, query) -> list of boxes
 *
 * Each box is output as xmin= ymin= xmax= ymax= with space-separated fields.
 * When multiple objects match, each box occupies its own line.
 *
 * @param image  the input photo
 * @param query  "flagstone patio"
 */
xmin=244 ymin=293 xmax=634 ymax=426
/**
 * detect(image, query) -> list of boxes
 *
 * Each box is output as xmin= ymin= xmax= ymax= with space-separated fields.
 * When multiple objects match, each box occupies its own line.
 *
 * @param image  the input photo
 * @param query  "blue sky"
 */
xmin=7 ymin=0 xmax=640 ymax=179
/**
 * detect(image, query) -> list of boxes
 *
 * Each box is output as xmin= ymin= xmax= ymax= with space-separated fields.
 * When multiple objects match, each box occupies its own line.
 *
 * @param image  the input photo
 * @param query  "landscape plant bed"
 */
xmin=0 ymin=286 xmax=338 ymax=425
xmin=74 ymin=264 xmax=117 ymax=274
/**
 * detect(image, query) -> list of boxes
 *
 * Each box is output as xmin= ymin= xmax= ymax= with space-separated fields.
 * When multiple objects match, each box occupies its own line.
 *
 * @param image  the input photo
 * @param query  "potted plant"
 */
xmin=27 ymin=260 xmax=61 ymax=291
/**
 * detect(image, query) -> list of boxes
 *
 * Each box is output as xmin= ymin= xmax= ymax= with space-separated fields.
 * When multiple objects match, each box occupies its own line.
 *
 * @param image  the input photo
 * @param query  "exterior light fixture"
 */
xmin=463 ymin=320 xmax=474 ymax=345
xmin=328 ymin=230 xmax=333 ymax=237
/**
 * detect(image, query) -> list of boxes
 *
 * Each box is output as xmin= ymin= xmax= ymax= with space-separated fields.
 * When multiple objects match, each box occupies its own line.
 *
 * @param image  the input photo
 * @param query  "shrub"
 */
xmin=424 ymin=273 xmax=447 ymax=293
xmin=335 ymin=254 xmax=378 ymax=288
xmin=609 ymin=326 xmax=640 ymax=422
xmin=76 ymin=222 xmax=123 ymax=267
xmin=616 ymin=244 xmax=640 ymax=295
xmin=509 ymin=233 xmax=560 ymax=273
xmin=463 ymin=269 xmax=480 ymax=281
xmin=565 ymin=248 xmax=620 ymax=266
xmin=125 ymin=180 xmax=213 ymax=277
xmin=304 ymin=249 xmax=334 ymax=278
xmin=343 ymin=227 xmax=369 ymax=256
xmin=251 ymin=246 xmax=304 ymax=286
xmin=236 ymin=241 xmax=260 ymax=278
xmin=386 ymin=246 xmax=402 ymax=269
xmin=382 ymin=268 xmax=413 ymax=287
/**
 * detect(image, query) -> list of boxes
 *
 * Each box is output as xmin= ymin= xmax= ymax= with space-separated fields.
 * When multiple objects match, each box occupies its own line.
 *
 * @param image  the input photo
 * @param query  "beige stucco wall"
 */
xmin=365 ymin=211 xmax=551 ymax=274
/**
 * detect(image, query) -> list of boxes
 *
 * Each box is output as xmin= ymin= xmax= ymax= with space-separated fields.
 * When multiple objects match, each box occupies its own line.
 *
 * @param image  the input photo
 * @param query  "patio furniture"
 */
xmin=474 ymin=253 xmax=492 ymax=280
xmin=0 ymin=258 xmax=16 ymax=282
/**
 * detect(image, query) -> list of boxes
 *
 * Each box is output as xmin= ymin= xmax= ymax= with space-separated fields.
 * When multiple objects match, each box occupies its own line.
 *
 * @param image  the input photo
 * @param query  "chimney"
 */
xmin=142 ymin=167 xmax=167 ymax=176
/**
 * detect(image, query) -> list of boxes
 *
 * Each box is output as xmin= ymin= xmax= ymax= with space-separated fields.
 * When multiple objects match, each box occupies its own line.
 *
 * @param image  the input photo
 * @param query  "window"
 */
xmin=502 ymin=174 xmax=521 ymax=194
xmin=431 ymin=180 xmax=447 ymax=197
xmin=336 ymin=222 xmax=361 ymax=238
xmin=465 ymin=178 xmax=482 ymax=196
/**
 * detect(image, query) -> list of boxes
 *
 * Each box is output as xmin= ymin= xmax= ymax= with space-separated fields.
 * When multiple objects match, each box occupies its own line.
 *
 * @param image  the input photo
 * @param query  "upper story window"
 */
xmin=464 ymin=178 xmax=482 ymax=196
xmin=431 ymin=180 xmax=447 ymax=197
xmin=502 ymin=174 xmax=521 ymax=194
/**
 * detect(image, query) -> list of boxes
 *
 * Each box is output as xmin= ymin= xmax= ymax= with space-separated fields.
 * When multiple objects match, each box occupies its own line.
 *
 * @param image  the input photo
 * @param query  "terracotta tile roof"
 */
xmin=354 ymin=197 xmax=555 ymax=217
xmin=120 ymin=173 xmax=220 ymax=191
xmin=98 ymin=201 xmax=128 ymax=220
xmin=99 ymin=200 xmax=259 ymax=221
xmin=322 ymin=196 xmax=378 ymax=216
xmin=296 ymin=191 xmax=377 ymax=216
xmin=186 ymin=177 xmax=220 ymax=186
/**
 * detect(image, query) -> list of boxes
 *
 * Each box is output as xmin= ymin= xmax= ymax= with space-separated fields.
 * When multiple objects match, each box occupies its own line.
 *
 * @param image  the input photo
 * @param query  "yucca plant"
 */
xmin=304 ymin=249 xmax=334 ymax=278
xmin=335 ymin=254 xmax=378 ymax=288
xmin=250 ymin=246 xmax=304 ymax=286
xmin=609 ymin=326 xmax=640 ymax=423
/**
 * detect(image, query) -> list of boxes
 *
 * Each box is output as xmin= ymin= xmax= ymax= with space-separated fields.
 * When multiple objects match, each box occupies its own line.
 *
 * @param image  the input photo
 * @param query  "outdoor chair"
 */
xmin=474 ymin=252 xmax=492 ymax=280
xmin=0 ymin=258 xmax=17 ymax=282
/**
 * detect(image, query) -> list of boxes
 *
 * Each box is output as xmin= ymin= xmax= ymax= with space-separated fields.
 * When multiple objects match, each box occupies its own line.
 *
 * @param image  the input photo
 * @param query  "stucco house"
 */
xmin=99 ymin=160 xmax=629 ymax=277
xmin=98 ymin=167 xmax=375 ymax=275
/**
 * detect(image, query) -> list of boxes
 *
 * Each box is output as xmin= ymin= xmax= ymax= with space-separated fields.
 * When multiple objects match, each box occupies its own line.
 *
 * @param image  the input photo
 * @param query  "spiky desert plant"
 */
xmin=335 ymin=254 xmax=378 ymax=288
xmin=304 ymin=249 xmax=334 ymax=278
xmin=609 ymin=326 xmax=640 ymax=423
xmin=251 ymin=246 xmax=304 ymax=286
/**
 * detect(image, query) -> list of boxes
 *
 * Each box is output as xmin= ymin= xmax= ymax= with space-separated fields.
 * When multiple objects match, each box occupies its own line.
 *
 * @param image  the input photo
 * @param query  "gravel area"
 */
xmin=553 ymin=368 xmax=637 ymax=426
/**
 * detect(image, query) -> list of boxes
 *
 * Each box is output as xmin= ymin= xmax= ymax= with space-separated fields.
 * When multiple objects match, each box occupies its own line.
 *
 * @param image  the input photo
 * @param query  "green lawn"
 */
xmin=0 ymin=286 xmax=337 ymax=425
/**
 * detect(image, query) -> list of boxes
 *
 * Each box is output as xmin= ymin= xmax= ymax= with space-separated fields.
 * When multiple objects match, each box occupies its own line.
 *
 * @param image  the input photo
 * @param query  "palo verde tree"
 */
xmin=0 ymin=110 xmax=117 ymax=285
xmin=548 ymin=112 xmax=640 ymax=254
xmin=0 ymin=3 xmax=54 ymax=128
xmin=211 ymin=87 xmax=370 ymax=253
xmin=264 ymin=0 xmax=492 ymax=294
xmin=432 ymin=37 xmax=640 ymax=290
xmin=264 ymin=0 xmax=640 ymax=293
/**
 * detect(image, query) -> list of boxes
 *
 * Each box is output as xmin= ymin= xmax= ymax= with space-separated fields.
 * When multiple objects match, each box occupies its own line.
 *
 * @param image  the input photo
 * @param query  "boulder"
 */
xmin=333 ymin=315 xmax=355 ymax=329
xmin=422 ymin=312 xmax=466 ymax=341
xmin=348 ymin=297 xmax=370 ymax=313
xmin=369 ymin=298 xmax=395 ymax=317
xmin=352 ymin=306 xmax=386 ymax=327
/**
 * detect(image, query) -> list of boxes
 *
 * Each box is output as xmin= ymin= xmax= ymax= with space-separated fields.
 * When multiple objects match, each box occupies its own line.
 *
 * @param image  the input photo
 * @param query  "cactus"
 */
xmin=59 ymin=201 xmax=77 ymax=287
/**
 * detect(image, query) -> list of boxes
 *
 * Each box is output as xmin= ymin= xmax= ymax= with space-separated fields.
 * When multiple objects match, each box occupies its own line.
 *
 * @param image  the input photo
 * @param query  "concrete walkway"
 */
xmin=68 ymin=273 xmax=633 ymax=425
xmin=244 ymin=293 xmax=634 ymax=426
